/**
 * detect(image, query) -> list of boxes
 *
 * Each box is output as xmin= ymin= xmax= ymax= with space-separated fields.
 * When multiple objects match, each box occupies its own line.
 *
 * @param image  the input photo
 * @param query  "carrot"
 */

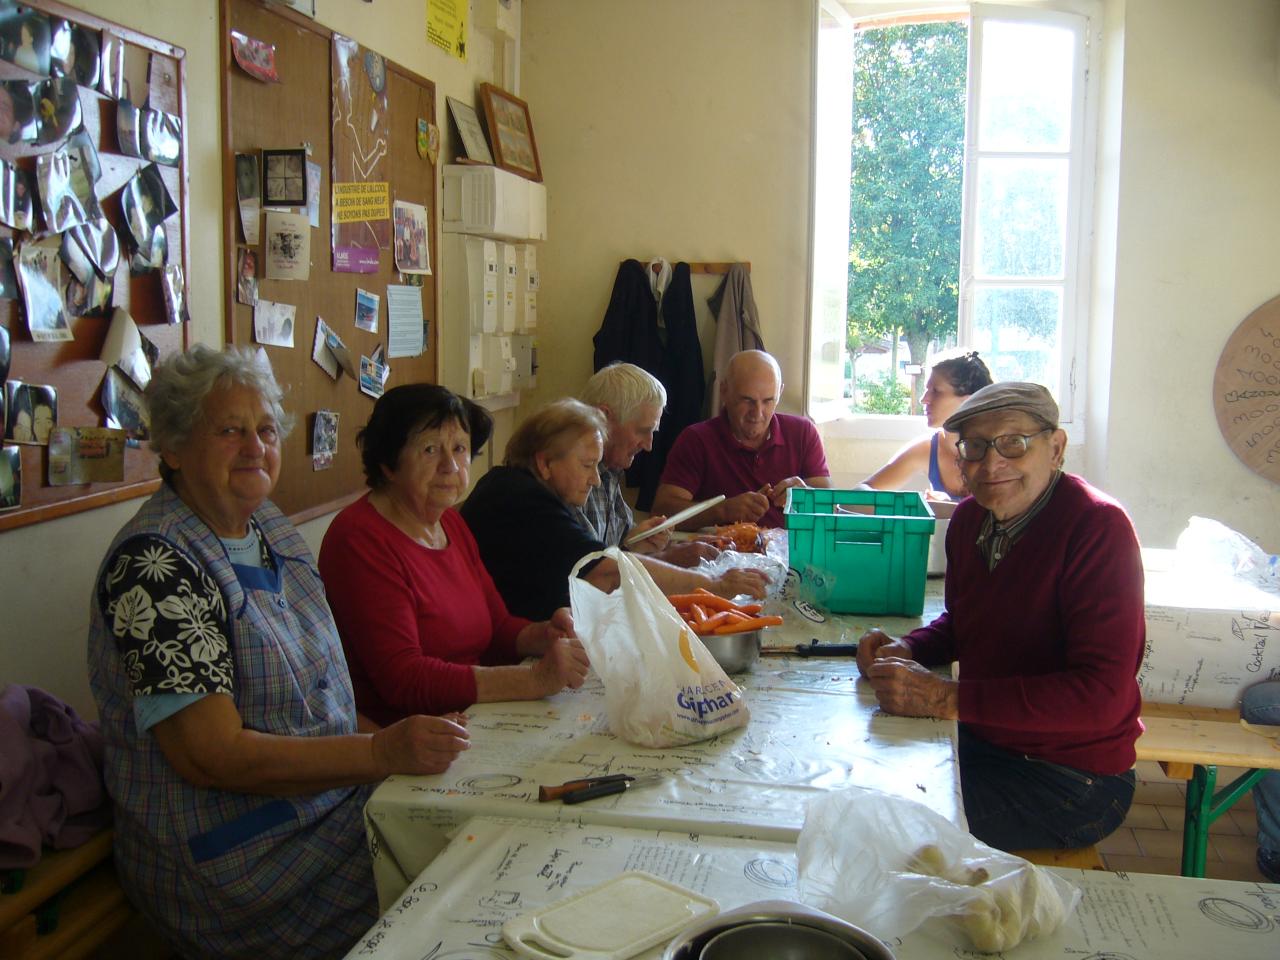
xmin=668 ymin=593 xmax=736 ymax=612
xmin=712 ymin=615 xmax=784 ymax=635
xmin=698 ymin=611 xmax=735 ymax=633
xmin=689 ymin=603 xmax=708 ymax=624
xmin=693 ymin=587 xmax=716 ymax=597
xmin=722 ymin=609 xmax=753 ymax=622
xmin=736 ymin=603 xmax=763 ymax=615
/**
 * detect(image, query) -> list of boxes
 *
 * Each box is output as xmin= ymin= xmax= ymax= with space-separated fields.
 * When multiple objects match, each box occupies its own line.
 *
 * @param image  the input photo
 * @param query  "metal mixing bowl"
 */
xmin=700 ymin=629 xmax=761 ymax=673
xmin=662 ymin=900 xmax=895 ymax=960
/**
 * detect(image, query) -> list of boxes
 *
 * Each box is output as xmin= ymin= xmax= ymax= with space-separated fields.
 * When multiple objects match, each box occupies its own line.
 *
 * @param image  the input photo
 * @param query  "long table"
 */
xmin=345 ymin=816 xmax=1280 ymax=960
xmin=363 ymin=583 xmax=956 ymax=908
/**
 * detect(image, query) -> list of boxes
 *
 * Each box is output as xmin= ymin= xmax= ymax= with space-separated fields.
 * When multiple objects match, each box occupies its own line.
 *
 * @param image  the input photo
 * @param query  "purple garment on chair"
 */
xmin=0 ymin=684 xmax=110 ymax=868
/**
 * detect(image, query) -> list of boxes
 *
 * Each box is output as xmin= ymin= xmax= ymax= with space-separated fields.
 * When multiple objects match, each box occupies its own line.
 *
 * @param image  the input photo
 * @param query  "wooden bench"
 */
xmin=0 ymin=829 xmax=137 ymax=960
xmin=1136 ymin=702 xmax=1280 ymax=878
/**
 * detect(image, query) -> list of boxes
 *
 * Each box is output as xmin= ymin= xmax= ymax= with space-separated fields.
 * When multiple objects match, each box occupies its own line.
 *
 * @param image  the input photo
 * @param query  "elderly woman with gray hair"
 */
xmin=86 ymin=345 xmax=469 ymax=960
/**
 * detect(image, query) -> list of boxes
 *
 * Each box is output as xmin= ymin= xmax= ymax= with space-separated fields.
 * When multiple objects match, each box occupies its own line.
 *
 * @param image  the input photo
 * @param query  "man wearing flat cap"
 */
xmin=857 ymin=381 xmax=1144 ymax=851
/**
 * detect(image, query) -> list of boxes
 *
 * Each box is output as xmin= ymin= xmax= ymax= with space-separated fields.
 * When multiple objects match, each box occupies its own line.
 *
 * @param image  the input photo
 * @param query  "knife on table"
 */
xmin=538 ymin=773 xmax=633 ymax=803
xmin=793 ymin=639 xmax=860 ymax=657
xmin=562 ymin=774 xmax=666 ymax=805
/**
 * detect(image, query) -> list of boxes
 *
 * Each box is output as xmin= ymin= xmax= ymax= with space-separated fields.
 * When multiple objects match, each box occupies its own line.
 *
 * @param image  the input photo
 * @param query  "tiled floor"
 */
xmin=1099 ymin=760 xmax=1269 ymax=882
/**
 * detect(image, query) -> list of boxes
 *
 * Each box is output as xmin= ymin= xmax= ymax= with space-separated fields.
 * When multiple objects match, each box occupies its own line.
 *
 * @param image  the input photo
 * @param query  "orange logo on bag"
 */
xmin=677 ymin=627 xmax=700 ymax=672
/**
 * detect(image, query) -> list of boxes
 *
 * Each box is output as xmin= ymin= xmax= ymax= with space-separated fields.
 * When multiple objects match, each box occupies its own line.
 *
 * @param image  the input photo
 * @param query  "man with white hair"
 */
xmin=579 ymin=363 xmax=719 ymax=567
xmin=652 ymin=350 xmax=831 ymax=528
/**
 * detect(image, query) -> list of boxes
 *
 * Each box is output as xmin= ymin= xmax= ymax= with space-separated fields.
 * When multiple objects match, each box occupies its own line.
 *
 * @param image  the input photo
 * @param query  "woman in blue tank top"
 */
xmin=859 ymin=352 xmax=992 ymax=502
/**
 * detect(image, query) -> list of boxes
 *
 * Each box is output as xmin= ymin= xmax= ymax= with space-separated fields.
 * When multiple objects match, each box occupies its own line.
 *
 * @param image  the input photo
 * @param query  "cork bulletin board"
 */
xmin=0 ymin=0 xmax=190 ymax=533
xmin=220 ymin=0 xmax=439 ymax=522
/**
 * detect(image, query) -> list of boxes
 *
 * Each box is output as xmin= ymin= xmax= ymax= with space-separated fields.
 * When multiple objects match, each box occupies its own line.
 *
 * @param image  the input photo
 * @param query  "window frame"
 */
xmin=808 ymin=0 xmax=1101 ymax=440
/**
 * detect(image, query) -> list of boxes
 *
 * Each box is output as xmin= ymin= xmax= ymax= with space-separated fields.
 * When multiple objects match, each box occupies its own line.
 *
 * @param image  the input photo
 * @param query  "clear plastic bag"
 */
xmin=569 ymin=547 xmax=750 ymax=747
xmin=796 ymin=786 xmax=1080 ymax=952
xmin=1175 ymin=516 xmax=1279 ymax=592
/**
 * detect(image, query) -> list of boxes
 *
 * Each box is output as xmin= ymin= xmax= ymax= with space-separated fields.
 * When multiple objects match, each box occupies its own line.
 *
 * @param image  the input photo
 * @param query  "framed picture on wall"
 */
xmin=478 ymin=83 xmax=541 ymax=182
xmin=446 ymin=96 xmax=494 ymax=165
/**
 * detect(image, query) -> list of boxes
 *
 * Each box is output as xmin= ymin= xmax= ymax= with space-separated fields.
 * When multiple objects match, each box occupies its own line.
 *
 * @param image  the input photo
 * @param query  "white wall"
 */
xmin=1101 ymin=0 xmax=1280 ymax=550
xmin=0 ymin=0 xmax=511 ymax=716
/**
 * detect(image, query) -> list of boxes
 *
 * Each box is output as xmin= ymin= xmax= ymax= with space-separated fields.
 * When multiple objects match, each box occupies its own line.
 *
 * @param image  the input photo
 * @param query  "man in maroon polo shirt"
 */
xmin=856 ymin=382 xmax=1144 ymax=852
xmin=651 ymin=350 xmax=831 ymax=528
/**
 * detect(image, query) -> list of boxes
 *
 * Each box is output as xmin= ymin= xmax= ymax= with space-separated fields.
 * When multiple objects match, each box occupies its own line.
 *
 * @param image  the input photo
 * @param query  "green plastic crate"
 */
xmin=784 ymin=488 xmax=937 ymax=616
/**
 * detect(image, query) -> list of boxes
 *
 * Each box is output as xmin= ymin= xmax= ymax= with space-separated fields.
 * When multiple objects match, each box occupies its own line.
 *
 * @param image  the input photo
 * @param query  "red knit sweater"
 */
xmin=318 ymin=496 xmax=528 ymax=724
xmin=903 ymin=473 xmax=1145 ymax=775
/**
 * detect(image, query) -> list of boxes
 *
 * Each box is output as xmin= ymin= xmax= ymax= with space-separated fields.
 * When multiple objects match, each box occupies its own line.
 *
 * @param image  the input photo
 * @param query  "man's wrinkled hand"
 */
xmin=864 ymin=657 xmax=958 ymax=719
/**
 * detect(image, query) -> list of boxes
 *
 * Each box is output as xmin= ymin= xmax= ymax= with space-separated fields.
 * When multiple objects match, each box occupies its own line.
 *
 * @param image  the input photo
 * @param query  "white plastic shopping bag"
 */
xmin=569 ymin=547 xmax=749 ymax=747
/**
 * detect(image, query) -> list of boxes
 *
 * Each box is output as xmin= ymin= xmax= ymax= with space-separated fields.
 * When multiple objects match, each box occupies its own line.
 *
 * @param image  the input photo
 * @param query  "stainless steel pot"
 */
xmin=662 ymin=900 xmax=895 ymax=960
xmin=699 ymin=629 xmax=761 ymax=673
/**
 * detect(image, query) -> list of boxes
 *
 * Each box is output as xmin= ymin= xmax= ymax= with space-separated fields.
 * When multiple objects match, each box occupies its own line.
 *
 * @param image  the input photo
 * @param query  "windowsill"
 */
xmin=819 ymin=412 xmax=929 ymax=442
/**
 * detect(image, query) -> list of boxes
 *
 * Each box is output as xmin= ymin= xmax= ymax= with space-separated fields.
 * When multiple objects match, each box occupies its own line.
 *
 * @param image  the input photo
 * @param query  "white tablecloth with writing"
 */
xmin=364 ymin=645 xmax=958 ymax=907
xmin=346 ymin=816 xmax=1280 ymax=960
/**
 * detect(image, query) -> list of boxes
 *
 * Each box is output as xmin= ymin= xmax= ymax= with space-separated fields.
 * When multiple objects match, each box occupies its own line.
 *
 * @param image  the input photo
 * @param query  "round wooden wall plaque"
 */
xmin=1214 ymin=293 xmax=1280 ymax=485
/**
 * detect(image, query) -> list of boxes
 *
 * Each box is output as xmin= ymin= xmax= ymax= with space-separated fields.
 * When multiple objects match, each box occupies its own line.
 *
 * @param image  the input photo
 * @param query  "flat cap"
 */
xmin=942 ymin=381 xmax=1059 ymax=432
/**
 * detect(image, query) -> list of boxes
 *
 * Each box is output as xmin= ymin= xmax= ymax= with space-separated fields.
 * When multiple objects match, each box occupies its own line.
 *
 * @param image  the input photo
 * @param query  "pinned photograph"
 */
xmin=0 ymin=8 xmax=51 ymax=76
xmin=5 ymin=381 xmax=57 ymax=445
xmin=237 ymin=247 xmax=258 ymax=306
xmin=98 ymin=31 xmax=123 ymax=99
xmin=63 ymin=269 xmax=110 ymax=318
xmin=254 ymin=298 xmax=295 ymax=348
xmin=355 ymin=287 xmax=379 ymax=332
xmin=100 ymin=366 xmax=149 ymax=440
xmin=0 ymin=321 xmax=9 ymax=380
xmin=358 ymin=354 xmax=386 ymax=399
xmin=128 ymin=225 xmax=165 ymax=274
xmin=122 ymin=163 xmax=176 ymax=253
xmin=262 ymin=148 xmax=306 ymax=208
xmin=0 ymin=238 xmax=18 ymax=300
xmin=47 ymin=426 xmax=126 ymax=485
xmin=392 ymin=200 xmax=431 ymax=275
xmin=116 ymin=97 xmax=140 ymax=156
xmin=17 ymin=236 xmax=72 ymax=342
xmin=37 ymin=128 xmax=103 ymax=231
xmin=0 ymin=158 xmax=34 ymax=231
xmin=162 ymin=263 xmax=189 ymax=325
xmin=325 ymin=328 xmax=357 ymax=379
xmin=33 ymin=77 xmax=82 ymax=145
xmin=0 ymin=80 xmax=38 ymax=144
xmin=65 ymin=216 xmax=119 ymax=280
xmin=230 ymin=30 xmax=279 ymax=84
xmin=100 ymin=307 xmax=152 ymax=390
xmin=234 ymin=152 xmax=261 ymax=244
xmin=311 ymin=316 xmax=340 ymax=379
xmin=0 ymin=445 xmax=19 ymax=511
xmin=141 ymin=105 xmax=181 ymax=167
xmin=310 ymin=409 xmax=338 ymax=471
xmin=54 ymin=24 xmax=101 ymax=90
xmin=264 ymin=209 xmax=310 ymax=281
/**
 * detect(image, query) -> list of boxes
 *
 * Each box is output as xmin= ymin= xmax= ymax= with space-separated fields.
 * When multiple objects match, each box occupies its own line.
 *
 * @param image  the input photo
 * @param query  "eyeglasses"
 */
xmin=956 ymin=429 xmax=1052 ymax=462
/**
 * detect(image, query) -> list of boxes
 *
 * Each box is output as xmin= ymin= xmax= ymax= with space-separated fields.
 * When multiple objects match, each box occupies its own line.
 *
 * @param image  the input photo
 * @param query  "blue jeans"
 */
xmin=958 ymin=724 xmax=1135 ymax=851
xmin=1241 ymin=680 xmax=1280 ymax=854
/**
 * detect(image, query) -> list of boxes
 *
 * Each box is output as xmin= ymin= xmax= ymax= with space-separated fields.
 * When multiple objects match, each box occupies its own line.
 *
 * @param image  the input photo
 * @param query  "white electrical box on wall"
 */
xmin=443 ymin=164 xmax=547 ymax=242
xmin=500 ymin=244 xmax=518 ymax=333
xmin=514 ymin=243 xmax=537 ymax=332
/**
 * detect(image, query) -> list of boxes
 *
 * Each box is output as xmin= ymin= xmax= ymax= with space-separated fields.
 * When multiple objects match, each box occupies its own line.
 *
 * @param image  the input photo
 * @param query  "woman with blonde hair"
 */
xmin=462 ymin=399 xmax=767 ymax=621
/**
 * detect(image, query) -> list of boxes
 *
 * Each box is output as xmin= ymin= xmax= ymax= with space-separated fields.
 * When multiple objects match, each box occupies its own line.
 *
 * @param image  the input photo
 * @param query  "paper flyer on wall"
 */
xmin=427 ymin=0 xmax=468 ymax=62
xmin=47 ymin=427 xmax=127 ymax=485
xmin=331 ymin=33 xmax=391 ymax=271
xmin=264 ymin=209 xmax=310 ymax=280
xmin=17 ymin=237 xmax=73 ymax=342
xmin=386 ymin=284 xmax=424 ymax=358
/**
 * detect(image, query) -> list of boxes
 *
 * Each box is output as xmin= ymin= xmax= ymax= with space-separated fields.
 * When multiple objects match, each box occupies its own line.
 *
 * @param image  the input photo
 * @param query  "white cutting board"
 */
xmin=502 ymin=871 xmax=718 ymax=960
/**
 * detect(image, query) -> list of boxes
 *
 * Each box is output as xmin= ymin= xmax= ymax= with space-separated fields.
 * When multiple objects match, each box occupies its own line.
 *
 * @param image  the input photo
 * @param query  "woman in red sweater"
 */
xmin=319 ymin=385 xmax=590 ymax=726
